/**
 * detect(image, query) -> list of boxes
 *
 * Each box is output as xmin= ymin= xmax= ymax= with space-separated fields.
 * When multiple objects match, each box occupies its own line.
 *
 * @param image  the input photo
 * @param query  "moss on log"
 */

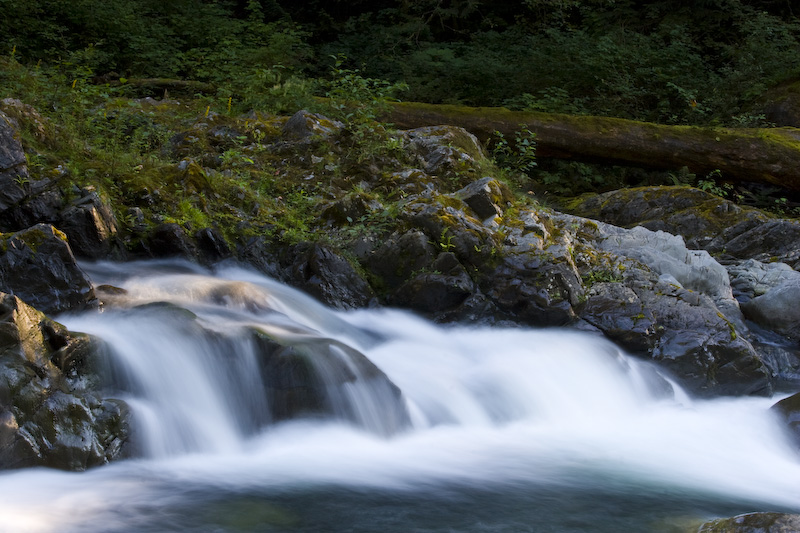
xmin=384 ymin=101 xmax=800 ymax=191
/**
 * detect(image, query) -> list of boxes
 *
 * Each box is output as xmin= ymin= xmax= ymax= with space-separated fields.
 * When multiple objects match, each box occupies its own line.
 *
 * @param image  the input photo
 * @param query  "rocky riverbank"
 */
xmin=2 ymin=98 xmax=800 ymax=482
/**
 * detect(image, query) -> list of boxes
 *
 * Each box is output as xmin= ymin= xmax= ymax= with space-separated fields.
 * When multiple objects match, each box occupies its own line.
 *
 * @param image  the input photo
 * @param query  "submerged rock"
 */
xmin=770 ymin=392 xmax=800 ymax=451
xmin=0 ymin=293 xmax=128 ymax=470
xmin=698 ymin=512 xmax=800 ymax=532
xmin=254 ymin=332 xmax=409 ymax=437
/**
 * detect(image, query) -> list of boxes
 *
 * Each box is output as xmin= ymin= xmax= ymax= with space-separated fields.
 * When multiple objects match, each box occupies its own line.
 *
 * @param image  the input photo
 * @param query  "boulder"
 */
xmin=770 ymin=392 xmax=800 ymax=450
xmin=281 ymin=110 xmax=343 ymax=142
xmin=403 ymin=125 xmax=486 ymax=176
xmin=0 ymin=293 xmax=128 ymax=470
xmin=366 ymin=230 xmax=439 ymax=290
xmin=59 ymin=187 xmax=125 ymax=260
xmin=288 ymin=243 xmax=375 ymax=309
xmin=253 ymin=332 xmax=409 ymax=436
xmin=0 ymin=110 xmax=32 ymax=214
xmin=0 ymin=224 xmax=96 ymax=315
xmin=195 ymin=227 xmax=232 ymax=265
xmin=145 ymin=222 xmax=197 ymax=259
xmin=563 ymin=185 xmax=800 ymax=267
xmin=456 ymin=177 xmax=515 ymax=220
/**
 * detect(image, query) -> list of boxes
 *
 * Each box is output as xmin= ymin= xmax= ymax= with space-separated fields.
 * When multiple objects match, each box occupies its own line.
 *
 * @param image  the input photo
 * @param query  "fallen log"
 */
xmin=383 ymin=101 xmax=800 ymax=192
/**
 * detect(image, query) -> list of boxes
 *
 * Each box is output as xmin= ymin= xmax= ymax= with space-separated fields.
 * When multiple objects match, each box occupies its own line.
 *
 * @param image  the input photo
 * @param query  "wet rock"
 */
xmin=254 ymin=332 xmax=410 ymax=436
xmin=0 ymin=224 xmax=96 ymax=314
xmin=289 ymin=243 xmax=375 ymax=309
xmin=237 ymin=235 xmax=284 ymax=280
xmin=0 ymin=187 xmax=64 ymax=231
xmin=485 ymin=254 xmax=580 ymax=326
xmin=281 ymin=110 xmax=343 ymax=141
xmin=770 ymin=392 xmax=800 ymax=450
xmin=698 ymin=512 xmax=800 ymax=532
xmin=0 ymin=293 xmax=128 ymax=470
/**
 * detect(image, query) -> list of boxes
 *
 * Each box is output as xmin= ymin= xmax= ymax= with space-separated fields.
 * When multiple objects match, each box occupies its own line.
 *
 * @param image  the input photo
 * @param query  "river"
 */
xmin=1 ymin=261 xmax=798 ymax=532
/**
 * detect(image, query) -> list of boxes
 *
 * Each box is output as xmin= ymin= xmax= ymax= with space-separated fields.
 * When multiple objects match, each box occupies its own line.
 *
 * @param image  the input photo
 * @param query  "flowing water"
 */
xmin=1 ymin=261 xmax=799 ymax=533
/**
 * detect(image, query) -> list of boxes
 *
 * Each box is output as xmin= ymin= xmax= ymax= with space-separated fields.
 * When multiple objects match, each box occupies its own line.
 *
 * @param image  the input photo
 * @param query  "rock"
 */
xmin=0 ymin=98 xmax=51 ymax=143
xmin=456 ymin=177 xmax=514 ymax=220
xmin=253 ymin=331 xmax=409 ymax=437
xmin=366 ymin=230 xmax=439 ymax=290
xmin=742 ymin=281 xmax=800 ymax=340
xmin=59 ymin=188 xmax=125 ymax=260
xmin=0 ymin=224 xmax=96 ymax=314
xmin=770 ymin=392 xmax=800 ymax=450
xmin=726 ymin=259 xmax=798 ymax=305
xmin=0 ymin=186 xmax=64 ymax=232
xmin=0 ymin=110 xmax=32 ymax=214
xmin=563 ymin=186 xmax=800 ymax=266
xmin=392 ymin=252 xmax=474 ymax=313
xmin=721 ymin=219 xmax=800 ymax=267
xmin=289 ymin=243 xmax=375 ymax=309
xmin=145 ymin=222 xmax=197 ymax=259
xmin=403 ymin=125 xmax=486 ymax=176
xmin=195 ymin=227 xmax=232 ymax=265
xmin=595 ymin=223 xmax=745 ymax=328
xmin=698 ymin=512 xmax=800 ymax=532
xmin=281 ymin=110 xmax=343 ymax=141
xmin=485 ymin=254 xmax=581 ymax=326
xmin=0 ymin=293 xmax=128 ymax=470
xmin=237 ymin=236 xmax=285 ymax=280
xmin=321 ymin=193 xmax=383 ymax=224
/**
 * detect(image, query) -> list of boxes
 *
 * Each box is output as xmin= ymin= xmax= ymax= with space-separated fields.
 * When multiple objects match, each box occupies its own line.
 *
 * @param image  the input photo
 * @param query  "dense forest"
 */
xmin=2 ymin=0 xmax=799 ymax=125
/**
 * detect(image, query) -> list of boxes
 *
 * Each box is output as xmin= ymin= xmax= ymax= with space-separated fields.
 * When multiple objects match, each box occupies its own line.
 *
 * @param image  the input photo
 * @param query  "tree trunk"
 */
xmin=384 ymin=101 xmax=800 ymax=191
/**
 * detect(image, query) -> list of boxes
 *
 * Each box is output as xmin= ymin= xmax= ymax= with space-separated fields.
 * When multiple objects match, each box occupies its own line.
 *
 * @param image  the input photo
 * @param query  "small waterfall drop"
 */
xmin=1 ymin=260 xmax=799 ymax=533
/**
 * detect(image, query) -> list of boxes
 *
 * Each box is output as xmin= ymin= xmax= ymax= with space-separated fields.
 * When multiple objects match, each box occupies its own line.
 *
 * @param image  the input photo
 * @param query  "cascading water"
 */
xmin=1 ymin=260 xmax=800 ymax=533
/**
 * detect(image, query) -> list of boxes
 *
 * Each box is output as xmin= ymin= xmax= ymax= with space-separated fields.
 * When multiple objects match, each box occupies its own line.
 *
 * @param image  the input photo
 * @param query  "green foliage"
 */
xmin=321 ymin=56 xmax=408 ymax=163
xmin=491 ymin=126 xmax=537 ymax=188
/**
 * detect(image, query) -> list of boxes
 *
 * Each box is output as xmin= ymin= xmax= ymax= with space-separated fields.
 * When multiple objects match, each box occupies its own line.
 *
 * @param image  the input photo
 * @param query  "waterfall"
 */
xmin=2 ymin=260 xmax=800 ymax=533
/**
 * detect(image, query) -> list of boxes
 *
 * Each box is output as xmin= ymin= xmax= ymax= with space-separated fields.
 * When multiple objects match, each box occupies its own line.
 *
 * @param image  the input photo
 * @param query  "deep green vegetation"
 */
xmin=3 ymin=0 xmax=799 ymax=125
xmin=2 ymin=0 xmax=800 ymax=240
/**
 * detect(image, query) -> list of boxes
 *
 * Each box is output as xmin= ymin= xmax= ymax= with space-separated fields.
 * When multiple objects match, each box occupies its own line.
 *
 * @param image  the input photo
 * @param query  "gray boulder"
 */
xmin=403 ymin=125 xmax=486 ymax=176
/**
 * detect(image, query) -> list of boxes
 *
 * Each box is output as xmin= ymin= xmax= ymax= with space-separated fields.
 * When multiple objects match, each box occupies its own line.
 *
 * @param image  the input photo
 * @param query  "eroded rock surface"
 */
xmin=0 ymin=293 xmax=128 ymax=470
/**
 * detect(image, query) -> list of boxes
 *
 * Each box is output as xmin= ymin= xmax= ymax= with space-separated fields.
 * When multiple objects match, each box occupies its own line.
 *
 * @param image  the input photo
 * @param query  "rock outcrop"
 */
xmin=0 ymin=224 xmax=96 ymax=315
xmin=0 ymin=293 xmax=128 ymax=470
